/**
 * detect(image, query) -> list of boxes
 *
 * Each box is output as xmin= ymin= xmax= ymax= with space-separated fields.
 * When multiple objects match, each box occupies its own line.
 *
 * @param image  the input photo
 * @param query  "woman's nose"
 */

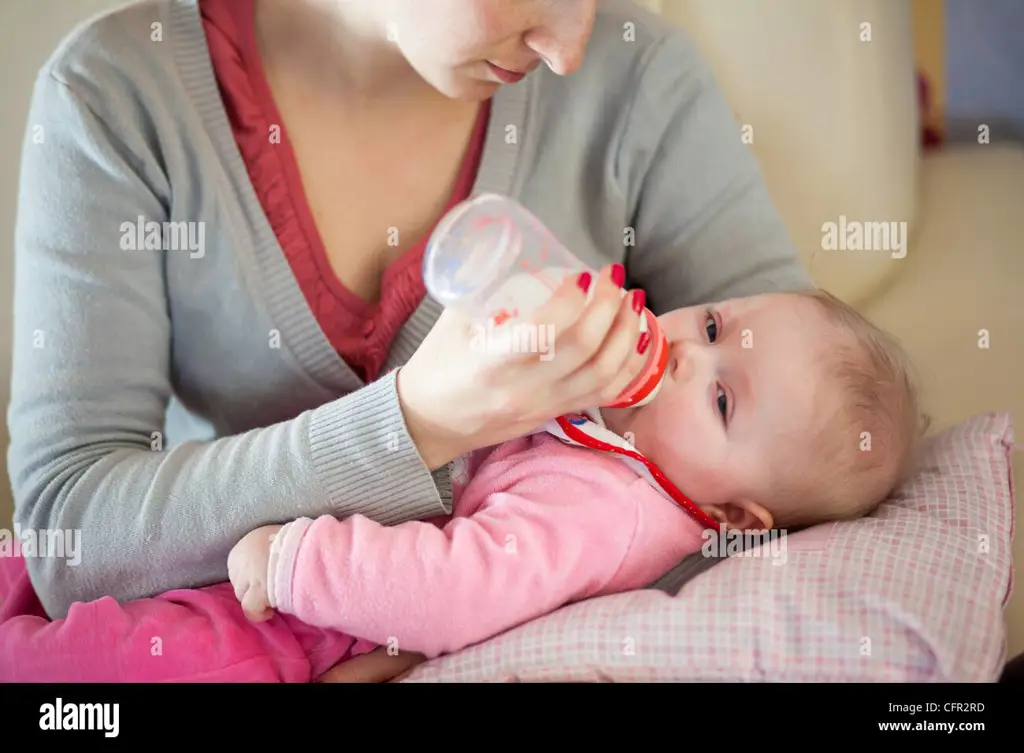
xmin=525 ymin=1 xmax=597 ymax=76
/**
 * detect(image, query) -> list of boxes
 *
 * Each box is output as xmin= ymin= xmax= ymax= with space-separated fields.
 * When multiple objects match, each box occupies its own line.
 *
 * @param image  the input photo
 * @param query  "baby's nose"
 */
xmin=670 ymin=340 xmax=696 ymax=382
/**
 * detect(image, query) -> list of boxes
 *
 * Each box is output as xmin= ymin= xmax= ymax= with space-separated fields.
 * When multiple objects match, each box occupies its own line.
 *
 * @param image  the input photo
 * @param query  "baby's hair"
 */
xmin=774 ymin=286 xmax=932 ymax=528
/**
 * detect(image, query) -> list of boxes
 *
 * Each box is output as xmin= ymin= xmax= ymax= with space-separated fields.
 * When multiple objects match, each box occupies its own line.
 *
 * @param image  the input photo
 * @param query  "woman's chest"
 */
xmin=279 ymin=102 xmax=482 ymax=303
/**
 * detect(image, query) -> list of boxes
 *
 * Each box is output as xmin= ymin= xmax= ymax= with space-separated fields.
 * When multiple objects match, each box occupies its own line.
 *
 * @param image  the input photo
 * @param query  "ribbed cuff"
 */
xmin=266 ymin=517 xmax=313 ymax=613
xmin=266 ymin=525 xmax=284 ymax=610
xmin=308 ymin=370 xmax=453 ymax=525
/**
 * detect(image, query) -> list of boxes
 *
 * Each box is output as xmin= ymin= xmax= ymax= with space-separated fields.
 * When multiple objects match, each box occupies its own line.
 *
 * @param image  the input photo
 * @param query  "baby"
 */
xmin=228 ymin=287 xmax=929 ymax=681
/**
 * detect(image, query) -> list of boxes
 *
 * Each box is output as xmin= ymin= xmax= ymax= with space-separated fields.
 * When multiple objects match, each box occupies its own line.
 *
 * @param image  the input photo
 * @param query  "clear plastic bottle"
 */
xmin=423 ymin=193 xmax=668 ymax=409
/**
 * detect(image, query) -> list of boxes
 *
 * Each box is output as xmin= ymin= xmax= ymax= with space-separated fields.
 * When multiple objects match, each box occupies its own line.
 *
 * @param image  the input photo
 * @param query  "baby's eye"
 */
xmin=705 ymin=313 xmax=718 ymax=342
xmin=717 ymin=385 xmax=728 ymax=421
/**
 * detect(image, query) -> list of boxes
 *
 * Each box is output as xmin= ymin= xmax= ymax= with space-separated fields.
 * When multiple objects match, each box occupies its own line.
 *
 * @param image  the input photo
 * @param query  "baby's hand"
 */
xmin=227 ymin=524 xmax=283 ymax=622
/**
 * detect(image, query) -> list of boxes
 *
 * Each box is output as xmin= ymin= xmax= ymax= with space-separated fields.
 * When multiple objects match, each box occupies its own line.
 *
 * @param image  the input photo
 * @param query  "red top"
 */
xmin=200 ymin=0 xmax=490 ymax=382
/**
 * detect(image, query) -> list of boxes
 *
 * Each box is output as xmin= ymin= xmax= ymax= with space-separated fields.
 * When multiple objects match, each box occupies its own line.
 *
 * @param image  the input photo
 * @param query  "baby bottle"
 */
xmin=422 ymin=193 xmax=668 ymax=409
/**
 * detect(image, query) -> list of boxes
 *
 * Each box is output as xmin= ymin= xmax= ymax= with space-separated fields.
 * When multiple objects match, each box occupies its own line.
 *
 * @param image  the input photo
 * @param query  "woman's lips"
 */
xmin=487 ymin=62 xmax=527 ymax=84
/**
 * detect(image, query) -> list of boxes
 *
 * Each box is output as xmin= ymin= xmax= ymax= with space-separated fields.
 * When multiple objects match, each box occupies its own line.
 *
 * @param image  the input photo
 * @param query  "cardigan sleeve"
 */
xmin=618 ymin=28 xmax=815 ymax=312
xmin=8 ymin=72 xmax=451 ymax=618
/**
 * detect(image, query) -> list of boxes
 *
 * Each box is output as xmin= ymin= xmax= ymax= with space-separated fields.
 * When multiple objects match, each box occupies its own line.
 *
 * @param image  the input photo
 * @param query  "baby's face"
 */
xmin=601 ymin=293 xmax=834 ymax=530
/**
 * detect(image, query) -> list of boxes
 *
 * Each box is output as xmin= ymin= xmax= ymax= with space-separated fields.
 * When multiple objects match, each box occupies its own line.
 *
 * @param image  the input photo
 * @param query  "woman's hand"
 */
xmin=398 ymin=263 xmax=649 ymax=468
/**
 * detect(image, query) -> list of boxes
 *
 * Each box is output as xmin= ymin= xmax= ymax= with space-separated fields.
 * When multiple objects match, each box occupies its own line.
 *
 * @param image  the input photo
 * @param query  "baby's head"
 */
xmin=601 ymin=288 xmax=930 ymax=531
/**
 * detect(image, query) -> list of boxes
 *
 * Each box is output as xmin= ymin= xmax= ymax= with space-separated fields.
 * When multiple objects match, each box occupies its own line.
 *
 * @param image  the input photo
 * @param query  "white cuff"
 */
xmin=265 ymin=523 xmax=288 ymax=610
xmin=265 ymin=517 xmax=315 ymax=613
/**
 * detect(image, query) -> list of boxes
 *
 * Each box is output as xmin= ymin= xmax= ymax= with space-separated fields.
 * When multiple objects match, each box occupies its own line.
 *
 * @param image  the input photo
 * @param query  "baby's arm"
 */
xmin=235 ymin=459 xmax=641 ymax=659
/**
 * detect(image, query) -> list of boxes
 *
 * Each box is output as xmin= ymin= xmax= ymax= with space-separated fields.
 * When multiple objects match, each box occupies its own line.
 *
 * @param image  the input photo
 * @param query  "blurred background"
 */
xmin=919 ymin=0 xmax=1023 ymax=144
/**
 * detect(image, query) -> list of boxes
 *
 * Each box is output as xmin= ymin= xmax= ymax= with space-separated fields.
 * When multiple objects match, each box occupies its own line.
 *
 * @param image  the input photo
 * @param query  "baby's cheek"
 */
xmin=652 ymin=439 xmax=731 ymax=504
xmin=685 ymin=461 xmax=738 ymax=507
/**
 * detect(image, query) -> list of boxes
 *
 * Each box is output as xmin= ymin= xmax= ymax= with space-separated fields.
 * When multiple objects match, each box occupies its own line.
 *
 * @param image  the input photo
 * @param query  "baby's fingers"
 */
xmin=230 ymin=570 xmax=247 ymax=603
xmin=240 ymin=584 xmax=273 ymax=622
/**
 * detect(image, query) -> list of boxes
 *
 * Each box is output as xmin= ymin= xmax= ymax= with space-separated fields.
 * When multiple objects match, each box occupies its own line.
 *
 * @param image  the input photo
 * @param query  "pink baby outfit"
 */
xmin=0 ymin=411 xmax=712 ymax=680
xmin=264 ymin=426 xmax=709 ymax=659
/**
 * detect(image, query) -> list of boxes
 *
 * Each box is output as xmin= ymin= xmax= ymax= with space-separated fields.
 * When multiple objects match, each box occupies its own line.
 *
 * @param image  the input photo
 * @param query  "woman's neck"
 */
xmin=253 ymin=0 xmax=437 ymax=104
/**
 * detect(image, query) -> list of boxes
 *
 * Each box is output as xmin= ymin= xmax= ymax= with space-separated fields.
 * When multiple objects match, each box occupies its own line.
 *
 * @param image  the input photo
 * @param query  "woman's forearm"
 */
xmin=11 ymin=372 xmax=452 ymax=619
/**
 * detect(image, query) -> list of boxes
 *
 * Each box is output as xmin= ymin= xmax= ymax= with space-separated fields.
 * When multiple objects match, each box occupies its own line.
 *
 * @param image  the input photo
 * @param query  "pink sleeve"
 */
xmin=265 ymin=470 xmax=641 ymax=659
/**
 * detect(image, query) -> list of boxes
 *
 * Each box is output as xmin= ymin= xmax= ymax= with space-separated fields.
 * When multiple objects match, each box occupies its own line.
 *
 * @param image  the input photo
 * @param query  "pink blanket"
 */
xmin=0 ymin=554 xmax=368 ymax=682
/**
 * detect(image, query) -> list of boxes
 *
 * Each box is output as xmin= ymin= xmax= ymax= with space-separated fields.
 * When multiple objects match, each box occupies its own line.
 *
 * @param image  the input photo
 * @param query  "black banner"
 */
xmin=0 ymin=681 xmax=1009 ymax=744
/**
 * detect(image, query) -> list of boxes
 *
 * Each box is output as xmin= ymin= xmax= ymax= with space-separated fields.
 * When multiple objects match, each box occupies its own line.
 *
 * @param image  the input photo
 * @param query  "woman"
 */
xmin=2 ymin=0 xmax=811 ymax=679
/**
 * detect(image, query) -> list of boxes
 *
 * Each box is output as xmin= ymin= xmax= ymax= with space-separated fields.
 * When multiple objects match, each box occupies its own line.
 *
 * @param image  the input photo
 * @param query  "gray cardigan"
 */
xmin=9 ymin=0 xmax=813 ymax=618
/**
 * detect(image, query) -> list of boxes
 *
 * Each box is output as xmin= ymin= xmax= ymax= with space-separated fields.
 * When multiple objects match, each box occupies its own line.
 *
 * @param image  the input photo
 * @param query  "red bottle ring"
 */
xmin=604 ymin=308 xmax=669 ymax=409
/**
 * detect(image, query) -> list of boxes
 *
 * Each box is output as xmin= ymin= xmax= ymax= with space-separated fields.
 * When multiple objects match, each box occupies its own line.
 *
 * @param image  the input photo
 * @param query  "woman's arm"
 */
xmin=620 ymin=27 xmax=815 ymax=312
xmin=8 ymin=71 xmax=451 ymax=619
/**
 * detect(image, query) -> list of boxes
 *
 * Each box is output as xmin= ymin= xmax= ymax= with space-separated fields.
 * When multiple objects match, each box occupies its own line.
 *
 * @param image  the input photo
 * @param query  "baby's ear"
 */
xmin=705 ymin=498 xmax=773 ymax=531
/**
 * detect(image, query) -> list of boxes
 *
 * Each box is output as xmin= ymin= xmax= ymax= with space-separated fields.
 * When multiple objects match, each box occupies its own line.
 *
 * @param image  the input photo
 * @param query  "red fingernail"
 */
xmin=611 ymin=263 xmax=625 ymax=287
xmin=637 ymin=332 xmax=651 ymax=354
xmin=631 ymin=289 xmax=645 ymax=314
xmin=577 ymin=272 xmax=592 ymax=293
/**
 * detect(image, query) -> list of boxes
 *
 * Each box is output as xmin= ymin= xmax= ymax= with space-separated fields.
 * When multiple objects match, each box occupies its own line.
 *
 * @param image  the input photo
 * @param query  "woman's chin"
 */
xmin=420 ymin=65 xmax=501 ymax=101
xmin=449 ymin=77 xmax=501 ymax=102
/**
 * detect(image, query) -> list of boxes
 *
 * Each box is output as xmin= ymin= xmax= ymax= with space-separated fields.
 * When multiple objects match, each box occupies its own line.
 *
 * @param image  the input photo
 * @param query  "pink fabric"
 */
xmin=265 ymin=433 xmax=705 ymax=659
xmin=0 ymin=515 xmax=374 ymax=682
xmin=0 ymin=554 xmax=372 ymax=682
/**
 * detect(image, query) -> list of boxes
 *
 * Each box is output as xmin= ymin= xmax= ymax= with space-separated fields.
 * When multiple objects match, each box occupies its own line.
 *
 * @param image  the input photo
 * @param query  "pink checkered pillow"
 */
xmin=402 ymin=412 xmax=1015 ymax=682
